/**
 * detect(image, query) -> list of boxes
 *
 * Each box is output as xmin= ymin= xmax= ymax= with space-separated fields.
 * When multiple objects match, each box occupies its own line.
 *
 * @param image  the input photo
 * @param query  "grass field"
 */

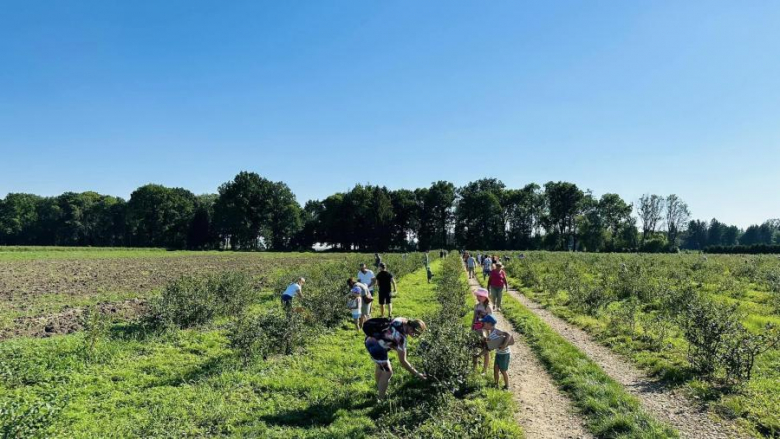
xmin=1 ymin=251 xmax=521 ymax=438
xmin=498 ymin=251 xmax=780 ymax=437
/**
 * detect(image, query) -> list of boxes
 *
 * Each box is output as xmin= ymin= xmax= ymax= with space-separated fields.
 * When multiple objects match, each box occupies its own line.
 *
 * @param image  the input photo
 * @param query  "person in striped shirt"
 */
xmin=480 ymin=314 xmax=512 ymax=390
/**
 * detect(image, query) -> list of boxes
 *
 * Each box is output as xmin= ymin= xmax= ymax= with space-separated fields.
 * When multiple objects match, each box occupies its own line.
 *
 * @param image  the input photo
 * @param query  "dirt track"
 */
xmin=467 ymin=275 xmax=591 ymax=438
xmin=506 ymin=286 xmax=751 ymax=439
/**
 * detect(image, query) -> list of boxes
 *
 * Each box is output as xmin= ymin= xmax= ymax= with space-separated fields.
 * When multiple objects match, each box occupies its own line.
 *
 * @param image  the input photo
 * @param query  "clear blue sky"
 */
xmin=1 ymin=1 xmax=778 ymax=228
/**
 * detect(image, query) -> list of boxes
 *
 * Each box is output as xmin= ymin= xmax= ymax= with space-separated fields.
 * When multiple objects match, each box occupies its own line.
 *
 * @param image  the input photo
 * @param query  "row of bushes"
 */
xmin=504 ymin=253 xmax=780 ymax=386
xmin=417 ymin=253 xmax=473 ymax=391
xmin=705 ymin=244 xmax=780 ymax=254
xmin=143 ymin=253 xmax=436 ymax=363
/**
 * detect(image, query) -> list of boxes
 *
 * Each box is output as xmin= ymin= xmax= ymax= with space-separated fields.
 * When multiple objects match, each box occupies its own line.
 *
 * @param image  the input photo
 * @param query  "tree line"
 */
xmin=1 ymin=172 xmax=777 ymax=252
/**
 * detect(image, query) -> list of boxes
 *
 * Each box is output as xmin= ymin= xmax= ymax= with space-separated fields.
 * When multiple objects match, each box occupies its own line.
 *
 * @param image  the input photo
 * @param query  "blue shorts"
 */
xmin=281 ymin=295 xmax=293 ymax=306
xmin=365 ymin=337 xmax=391 ymax=370
xmin=351 ymin=309 xmax=362 ymax=320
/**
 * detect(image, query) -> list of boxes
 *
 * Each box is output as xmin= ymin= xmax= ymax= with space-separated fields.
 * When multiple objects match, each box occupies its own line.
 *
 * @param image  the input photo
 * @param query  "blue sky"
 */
xmin=1 ymin=1 xmax=778 ymax=228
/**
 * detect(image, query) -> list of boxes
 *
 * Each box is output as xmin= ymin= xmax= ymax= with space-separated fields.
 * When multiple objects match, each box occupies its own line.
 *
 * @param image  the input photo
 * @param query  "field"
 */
xmin=0 ymin=250 xmax=523 ymax=438
xmin=499 ymin=252 xmax=780 ymax=437
xmin=4 ymin=248 xmax=780 ymax=438
xmin=0 ymin=248 xmax=344 ymax=339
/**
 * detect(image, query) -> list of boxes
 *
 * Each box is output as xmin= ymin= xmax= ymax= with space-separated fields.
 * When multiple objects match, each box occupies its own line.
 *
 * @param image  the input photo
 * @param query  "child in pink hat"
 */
xmin=471 ymin=288 xmax=493 ymax=373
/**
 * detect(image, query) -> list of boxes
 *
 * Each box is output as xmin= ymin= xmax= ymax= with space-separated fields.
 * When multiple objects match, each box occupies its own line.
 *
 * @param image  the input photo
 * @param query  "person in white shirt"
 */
xmin=281 ymin=277 xmax=305 ymax=306
xmin=357 ymin=263 xmax=376 ymax=293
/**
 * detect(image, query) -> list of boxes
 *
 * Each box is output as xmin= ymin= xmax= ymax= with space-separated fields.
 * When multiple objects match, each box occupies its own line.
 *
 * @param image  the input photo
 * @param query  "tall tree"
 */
xmin=127 ymin=185 xmax=197 ymax=248
xmin=684 ymin=219 xmax=709 ymax=250
xmin=425 ymin=181 xmax=456 ymax=249
xmin=266 ymin=182 xmax=302 ymax=251
xmin=454 ymin=179 xmax=505 ymax=249
xmin=664 ymin=194 xmax=690 ymax=249
xmin=0 ymin=193 xmax=44 ymax=245
xmin=599 ymin=193 xmax=633 ymax=250
xmin=637 ymin=194 xmax=665 ymax=247
xmin=213 ymin=172 xmax=274 ymax=249
xmin=543 ymin=181 xmax=584 ymax=250
xmin=578 ymin=193 xmax=606 ymax=252
xmin=389 ymin=189 xmax=419 ymax=250
xmin=707 ymin=218 xmax=725 ymax=247
xmin=505 ymin=183 xmax=544 ymax=250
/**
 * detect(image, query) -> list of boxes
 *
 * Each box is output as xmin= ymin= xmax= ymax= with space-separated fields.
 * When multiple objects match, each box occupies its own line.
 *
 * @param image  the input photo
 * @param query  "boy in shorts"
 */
xmin=481 ymin=315 xmax=512 ymax=389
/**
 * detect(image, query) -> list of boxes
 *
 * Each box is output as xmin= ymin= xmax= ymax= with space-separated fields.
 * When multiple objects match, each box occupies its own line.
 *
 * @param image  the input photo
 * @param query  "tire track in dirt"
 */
xmin=467 ymin=275 xmax=591 ymax=439
xmin=506 ymin=286 xmax=751 ymax=439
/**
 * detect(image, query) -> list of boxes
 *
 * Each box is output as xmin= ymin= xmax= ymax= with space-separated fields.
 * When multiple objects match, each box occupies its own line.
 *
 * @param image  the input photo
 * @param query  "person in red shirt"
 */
xmin=488 ymin=262 xmax=508 ymax=312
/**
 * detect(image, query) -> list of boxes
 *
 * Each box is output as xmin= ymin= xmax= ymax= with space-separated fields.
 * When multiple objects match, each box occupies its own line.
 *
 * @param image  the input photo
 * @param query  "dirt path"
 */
xmin=505 ymin=287 xmax=751 ymax=439
xmin=467 ymin=275 xmax=591 ymax=439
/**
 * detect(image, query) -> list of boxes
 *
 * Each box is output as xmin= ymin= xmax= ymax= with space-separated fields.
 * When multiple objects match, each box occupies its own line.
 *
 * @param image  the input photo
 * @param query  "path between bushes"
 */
xmin=505 ymin=286 xmax=751 ymax=439
xmin=467 ymin=275 xmax=591 ymax=439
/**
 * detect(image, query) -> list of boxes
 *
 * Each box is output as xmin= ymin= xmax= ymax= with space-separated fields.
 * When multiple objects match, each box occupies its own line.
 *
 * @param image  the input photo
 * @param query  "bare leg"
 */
xmin=493 ymin=362 xmax=500 ymax=386
xmin=501 ymin=370 xmax=509 ymax=388
xmin=379 ymin=304 xmax=385 ymax=318
xmin=482 ymin=350 xmax=489 ymax=374
xmin=377 ymin=363 xmax=393 ymax=400
xmin=388 ymin=303 xmax=393 ymax=317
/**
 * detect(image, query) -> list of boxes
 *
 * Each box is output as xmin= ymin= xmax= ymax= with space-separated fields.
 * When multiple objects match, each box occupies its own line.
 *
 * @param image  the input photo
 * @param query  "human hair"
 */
xmin=479 ymin=296 xmax=490 ymax=306
xmin=347 ymin=277 xmax=356 ymax=287
xmin=407 ymin=319 xmax=427 ymax=335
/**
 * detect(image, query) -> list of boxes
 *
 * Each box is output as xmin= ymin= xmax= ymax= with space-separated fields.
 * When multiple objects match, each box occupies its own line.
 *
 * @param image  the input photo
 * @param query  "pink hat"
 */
xmin=474 ymin=288 xmax=489 ymax=298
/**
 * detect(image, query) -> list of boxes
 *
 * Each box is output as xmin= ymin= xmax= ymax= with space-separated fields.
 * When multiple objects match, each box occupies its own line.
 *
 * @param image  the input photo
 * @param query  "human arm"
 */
xmin=498 ymin=330 xmax=513 ymax=350
xmin=396 ymin=349 xmax=426 ymax=379
xmin=391 ymin=276 xmax=397 ymax=293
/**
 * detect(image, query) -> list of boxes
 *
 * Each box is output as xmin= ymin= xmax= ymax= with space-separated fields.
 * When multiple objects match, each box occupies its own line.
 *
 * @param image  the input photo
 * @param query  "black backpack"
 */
xmin=362 ymin=317 xmax=394 ymax=339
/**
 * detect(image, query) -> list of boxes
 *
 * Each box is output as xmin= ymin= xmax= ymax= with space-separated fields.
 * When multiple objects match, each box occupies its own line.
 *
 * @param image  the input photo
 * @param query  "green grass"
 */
xmin=473 ymin=274 xmax=676 ymax=438
xmin=1 ymin=261 xmax=523 ymax=438
xmin=499 ymin=294 xmax=677 ymax=438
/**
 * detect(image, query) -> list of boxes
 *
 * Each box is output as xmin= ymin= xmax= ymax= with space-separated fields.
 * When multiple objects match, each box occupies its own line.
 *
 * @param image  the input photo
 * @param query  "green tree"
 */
xmin=426 ymin=181 xmax=456 ymax=249
xmin=543 ymin=181 xmax=584 ymax=250
xmin=213 ymin=172 xmax=274 ymax=250
xmin=266 ymin=182 xmax=302 ymax=250
xmin=599 ymin=193 xmax=633 ymax=251
xmin=637 ymin=194 xmax=665 ymax=248
xmin=454 ymin=179 xmax=505 ymax=249
xmin=127 ymin=184 xmax=197 ymax=248
xmin=665 ymin=194 xmax=690 ymax=250
xmin=0 ymin=193 xmax=45 ymax=245
xmin=505 ymin=183 xmax=544 ymax=249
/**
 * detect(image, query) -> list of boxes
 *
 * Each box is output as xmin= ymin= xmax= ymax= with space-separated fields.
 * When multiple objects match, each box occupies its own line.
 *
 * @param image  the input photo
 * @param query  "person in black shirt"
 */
xmin=375 ymin=262 xmax=397 ymax=318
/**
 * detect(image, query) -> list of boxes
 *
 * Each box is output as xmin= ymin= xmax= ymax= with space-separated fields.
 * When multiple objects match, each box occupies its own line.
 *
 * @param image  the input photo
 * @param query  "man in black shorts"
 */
xmin=375 ymin=262 xmax=397 ymax=318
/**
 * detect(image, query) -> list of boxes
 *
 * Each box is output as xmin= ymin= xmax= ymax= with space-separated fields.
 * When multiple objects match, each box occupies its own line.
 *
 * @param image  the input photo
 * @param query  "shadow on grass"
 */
xmin=259 ymin=397 xmax=374 ymax=428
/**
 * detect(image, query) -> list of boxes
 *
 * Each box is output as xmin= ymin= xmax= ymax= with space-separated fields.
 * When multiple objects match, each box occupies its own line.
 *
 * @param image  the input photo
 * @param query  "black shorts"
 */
xmin=378 ymin=290 xmax=392 ymax=305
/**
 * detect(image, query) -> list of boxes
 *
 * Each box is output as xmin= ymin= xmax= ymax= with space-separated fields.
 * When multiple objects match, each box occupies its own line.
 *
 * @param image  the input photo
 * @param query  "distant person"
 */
xmin=482 ymin=255 xmax=492 ymax=280
xmin=281 ymin=277 xmax=305 ymax=307
xmin=439 ymin=249 xmax=445 ymax=258
xmin=347 ymin=277 xmax=373 ymax=327
xmin=374 ymin=253 xmax=382 ymax=269
xmin=347 ymin=285 xmax=363 ymax=331
xmin=466 ymin=254 xmax=477 ymax=279
xmin=363 ymin=317 xmax=428 ymax=400
xmin=426 ymin=265 xmax=434 ymax=284
xmin=488 ymin=262 xmax=508 ymax=312
xmin=424 ymin=252 xmax=429 ymax=267
xmin=358 ymin=263 xmax=377 ymax=295
xmin=375 ymin=262 xmax=397 ymax=318
xmin=480 ymin=314 xmax=513 ymax=390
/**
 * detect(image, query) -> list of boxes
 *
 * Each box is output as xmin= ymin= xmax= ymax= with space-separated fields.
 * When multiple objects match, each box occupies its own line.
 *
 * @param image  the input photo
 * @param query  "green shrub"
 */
xmin=147 ymin=271 xmax=256 ymax=328
xmin=227 ymin=306 xmax=311 ymax=363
